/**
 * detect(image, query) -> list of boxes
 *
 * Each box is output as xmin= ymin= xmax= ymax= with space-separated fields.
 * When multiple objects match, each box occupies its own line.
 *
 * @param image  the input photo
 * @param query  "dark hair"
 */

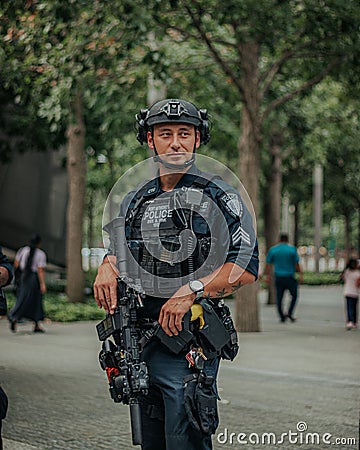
xmin=280 ymin=234 xmax=289 ymax=242
xmin=24 ymin=234 xmax=42 ymax=275
xmin=347 ymin=259 xmax=358 ymax=270
xmin=30 ymin=234 xmax=42 ymax=247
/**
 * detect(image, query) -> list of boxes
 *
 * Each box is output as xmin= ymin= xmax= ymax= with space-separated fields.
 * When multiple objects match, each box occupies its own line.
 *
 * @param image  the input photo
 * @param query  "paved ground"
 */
xmin=0 ymin=286 xmax=359 ymax=450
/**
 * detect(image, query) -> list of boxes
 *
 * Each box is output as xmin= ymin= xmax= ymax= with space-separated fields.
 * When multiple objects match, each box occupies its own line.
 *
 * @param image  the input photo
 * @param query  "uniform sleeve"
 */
xmin=214 ymin=184 xmax=259 ymax=279
xmin=105 ymin=190 xmax=137 ymax=257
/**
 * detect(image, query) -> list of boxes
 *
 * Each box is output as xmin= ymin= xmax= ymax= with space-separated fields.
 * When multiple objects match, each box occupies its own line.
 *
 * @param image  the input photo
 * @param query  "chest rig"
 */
xmin=124 ymin=174 xmax=220 ymax=297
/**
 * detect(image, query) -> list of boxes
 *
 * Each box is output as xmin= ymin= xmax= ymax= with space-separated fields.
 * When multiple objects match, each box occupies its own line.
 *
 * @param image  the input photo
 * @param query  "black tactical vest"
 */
xmin=124 ymin=178 xmax=221 ymax=298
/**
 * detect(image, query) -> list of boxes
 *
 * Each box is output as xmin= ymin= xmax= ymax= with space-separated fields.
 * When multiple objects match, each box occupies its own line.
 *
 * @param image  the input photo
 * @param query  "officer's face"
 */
xmin=147 ymin=123 xmax=200 ymax=167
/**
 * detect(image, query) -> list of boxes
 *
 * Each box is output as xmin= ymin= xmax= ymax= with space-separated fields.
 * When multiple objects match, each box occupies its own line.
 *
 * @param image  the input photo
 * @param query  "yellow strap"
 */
xmin=190 ymin=304 xmax=205 ymax=329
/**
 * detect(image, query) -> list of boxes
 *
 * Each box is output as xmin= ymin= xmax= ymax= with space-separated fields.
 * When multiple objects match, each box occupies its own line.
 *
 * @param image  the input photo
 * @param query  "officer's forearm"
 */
xmin=94 ymin=255 xmax=119 ymax=314
xmin=199 ymin=262 xmax=255 ymax=299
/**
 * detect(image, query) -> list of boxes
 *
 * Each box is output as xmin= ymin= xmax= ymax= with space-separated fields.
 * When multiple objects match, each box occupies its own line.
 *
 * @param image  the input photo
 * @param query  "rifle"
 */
xmin=96 ymin=217 xmax=149 ymax=446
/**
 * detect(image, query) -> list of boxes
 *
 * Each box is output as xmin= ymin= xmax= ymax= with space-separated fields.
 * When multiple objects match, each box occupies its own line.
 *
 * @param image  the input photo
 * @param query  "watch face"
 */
xmin=190 ymin=280 xmax=204 ymax=292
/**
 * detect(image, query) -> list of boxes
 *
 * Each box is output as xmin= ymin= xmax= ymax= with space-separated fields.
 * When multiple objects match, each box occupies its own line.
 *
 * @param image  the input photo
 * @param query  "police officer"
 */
xmin=94 ymin=99 xmax=259 ymax=450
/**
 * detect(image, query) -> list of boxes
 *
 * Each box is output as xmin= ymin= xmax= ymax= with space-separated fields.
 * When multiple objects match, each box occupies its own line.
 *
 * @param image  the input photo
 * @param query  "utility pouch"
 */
xmin=154 ymin=311 xmax=193 ymax=354
xmin=216 ymin=303 xmax=239 ymax=361
xmin=183 ymin=372 xmax=218 ymax=435
xmin=195 ymin=300 xmax=230 ymax=359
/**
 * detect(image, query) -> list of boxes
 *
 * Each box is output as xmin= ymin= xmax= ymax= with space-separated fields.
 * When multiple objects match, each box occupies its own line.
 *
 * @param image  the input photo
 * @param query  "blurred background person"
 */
xmin=8 ymin=234 xmax=47 ymax=333
xmin=341 ymin=258 xmax=360 ymax=330
xmin=265 ymin=233 xmax=303 ymax=322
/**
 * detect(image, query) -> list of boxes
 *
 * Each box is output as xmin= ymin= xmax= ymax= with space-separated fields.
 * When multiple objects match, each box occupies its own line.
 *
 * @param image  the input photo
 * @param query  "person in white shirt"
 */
xmin=9 ymin=234 xmax=47 ymax=333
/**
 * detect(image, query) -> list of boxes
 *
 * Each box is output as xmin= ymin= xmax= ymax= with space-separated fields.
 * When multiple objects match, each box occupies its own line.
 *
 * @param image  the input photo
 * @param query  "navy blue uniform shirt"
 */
xmin=111 ymin=165 xmax=258 ymax=318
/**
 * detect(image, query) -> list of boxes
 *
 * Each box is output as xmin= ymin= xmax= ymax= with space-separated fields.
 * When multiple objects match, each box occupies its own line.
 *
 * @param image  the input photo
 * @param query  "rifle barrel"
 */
xmin=130 ymin=398 xmax=143 ymax=445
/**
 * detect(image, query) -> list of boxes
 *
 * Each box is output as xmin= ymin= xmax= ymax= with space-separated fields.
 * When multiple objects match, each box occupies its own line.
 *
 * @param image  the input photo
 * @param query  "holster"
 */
xmin=194 ymin=299 xmax=232 ymax=360
xmin=214 ymin=302 xmax=239 ymax=361
xmin=183 ymin=372 xmax=219 ymax=436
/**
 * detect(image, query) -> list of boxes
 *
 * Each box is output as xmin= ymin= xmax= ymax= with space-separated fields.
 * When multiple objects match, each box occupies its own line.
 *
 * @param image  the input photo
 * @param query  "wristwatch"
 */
xmin=189 ymin=279 xmax=205 ymax=300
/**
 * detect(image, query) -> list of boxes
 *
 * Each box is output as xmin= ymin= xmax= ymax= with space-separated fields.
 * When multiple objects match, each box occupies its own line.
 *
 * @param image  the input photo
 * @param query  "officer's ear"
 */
xmin=195 ymin=129 xmax=201 ymax=149
xmin=147 ymin=130 xmax=154 ymax=149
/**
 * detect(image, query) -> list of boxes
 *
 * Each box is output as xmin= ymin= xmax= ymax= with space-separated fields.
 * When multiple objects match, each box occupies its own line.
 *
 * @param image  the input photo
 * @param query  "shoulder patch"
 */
xmin=220 ymin=192 xmax=243 ymax=218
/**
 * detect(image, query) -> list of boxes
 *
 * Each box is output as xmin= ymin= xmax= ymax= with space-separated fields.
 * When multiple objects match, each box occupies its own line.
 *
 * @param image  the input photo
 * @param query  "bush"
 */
xmin=46 ymin=269 xmax=97 ymax=295
xmin=302 ymin=271 xmax=342 ymax=286
xmin=259 ymin=271 xmax=342 ymax=289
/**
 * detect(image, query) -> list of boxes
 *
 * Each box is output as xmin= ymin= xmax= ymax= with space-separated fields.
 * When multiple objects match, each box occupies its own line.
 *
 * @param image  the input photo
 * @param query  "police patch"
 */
xmin=220 ymin=192 xmax=243 ymax=218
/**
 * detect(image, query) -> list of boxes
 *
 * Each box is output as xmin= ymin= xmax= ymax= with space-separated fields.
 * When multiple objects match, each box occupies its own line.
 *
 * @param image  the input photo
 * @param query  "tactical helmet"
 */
xmin=136 ymin=98 xmax=210 ymax=145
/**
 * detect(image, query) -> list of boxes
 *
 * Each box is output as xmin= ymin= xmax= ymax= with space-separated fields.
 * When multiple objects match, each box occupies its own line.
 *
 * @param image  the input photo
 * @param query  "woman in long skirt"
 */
xmin=9 ymin=234 xmax=47 ymax=333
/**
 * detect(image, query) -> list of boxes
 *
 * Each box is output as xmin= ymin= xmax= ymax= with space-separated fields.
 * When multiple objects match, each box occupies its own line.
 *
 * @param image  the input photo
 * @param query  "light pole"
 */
xmin=313 ymin=164 xmax=323 ymax=274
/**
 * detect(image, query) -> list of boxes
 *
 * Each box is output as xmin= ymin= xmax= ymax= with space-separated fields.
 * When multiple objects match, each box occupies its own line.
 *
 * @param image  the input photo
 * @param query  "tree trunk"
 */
xmin=66 ymin=92 xmax=86 ymax=302
xmin=235 ymin=42 xmax=261 ymax=332
xmin=358 ymin=206 xmax=360 ymax=258
xmin=87 ymin=192 xmax=94 ymax=249
xmin=313 ymin=164 xmax=323 ymax=274
xmin=293 ymin=201 xmax=300 ymax=247
xmin=344 ymin=213 xmax=352 ymax=260
xmin=236 ymin=282 xmax=260 ymax=332
xmin=263 ymin=133 xmax=283 ymax=305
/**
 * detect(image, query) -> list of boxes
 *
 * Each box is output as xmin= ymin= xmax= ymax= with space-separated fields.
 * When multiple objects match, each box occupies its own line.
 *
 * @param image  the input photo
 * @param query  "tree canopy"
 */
xmin=1 ymin=1 xmax=359 ymax=320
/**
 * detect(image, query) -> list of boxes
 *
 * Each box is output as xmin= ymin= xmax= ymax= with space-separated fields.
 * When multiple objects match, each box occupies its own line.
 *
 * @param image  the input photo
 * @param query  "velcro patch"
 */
xmin=220 ymin=192 xmax=243 ymax=218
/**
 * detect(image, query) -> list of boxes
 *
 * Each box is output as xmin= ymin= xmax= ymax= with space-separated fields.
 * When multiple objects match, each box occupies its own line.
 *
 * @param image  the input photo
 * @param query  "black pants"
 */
xmin=345 ymin=296 xmax=358 ymax=324
xmin=139 ymin=340 xmax=220 ymax=450
xmin=275 ymin=276 xmax=298 ymax=321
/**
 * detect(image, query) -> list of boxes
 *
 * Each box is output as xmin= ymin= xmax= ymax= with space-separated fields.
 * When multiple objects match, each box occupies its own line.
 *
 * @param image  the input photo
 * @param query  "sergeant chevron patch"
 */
xmin=232 ymin=225 xmax=251 ymax=246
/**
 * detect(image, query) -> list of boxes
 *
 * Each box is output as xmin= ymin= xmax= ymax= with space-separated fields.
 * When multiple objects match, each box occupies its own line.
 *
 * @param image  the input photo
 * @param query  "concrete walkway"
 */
xmin=0 ymin=286 xmax=359 ymax=450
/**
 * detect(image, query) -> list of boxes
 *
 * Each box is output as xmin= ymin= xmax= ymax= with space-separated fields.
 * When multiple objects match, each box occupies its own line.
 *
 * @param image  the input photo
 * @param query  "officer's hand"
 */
xmin=93 ymin=257 xmax=119 ymax=314
xmin=159 ymin=285 xmax=195 ymax=336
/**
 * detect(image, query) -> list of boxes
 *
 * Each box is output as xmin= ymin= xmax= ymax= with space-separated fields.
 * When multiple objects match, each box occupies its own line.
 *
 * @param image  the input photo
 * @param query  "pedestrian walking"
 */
xmin=265 ymin=233 xmax=303 ymax=322
xmin=341 ymin=258 xmax=359 ymax=330
xmin=94 ymin=98 xmax=259 ymax=450
xmin=9 ymin=234 xmax=47 ymax=333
